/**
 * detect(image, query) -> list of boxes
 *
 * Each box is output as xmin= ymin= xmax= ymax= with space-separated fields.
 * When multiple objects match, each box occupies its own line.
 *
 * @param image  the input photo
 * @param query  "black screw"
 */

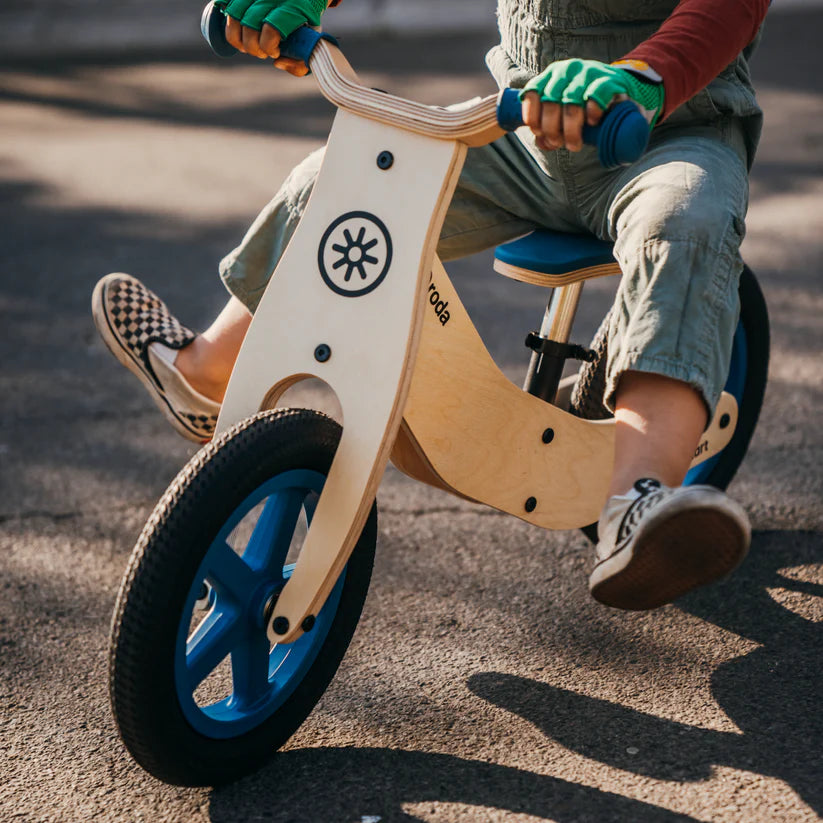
xmin=377 ymin=151 xmax=394 ymax=170
xmin=301 ymin=615 xmax=316 ymax=633
xmin=272 ymin=616 xmax=290 ymax=636
xmin=314 ymin=343 xmax=331 ymax=363
xmin=542 ymin=428 xmax=555 ymax=444
xmin=719 ymin=413 xmax=731 ymax=429
xmin=525 ymin=497 xmax=537 ymax=513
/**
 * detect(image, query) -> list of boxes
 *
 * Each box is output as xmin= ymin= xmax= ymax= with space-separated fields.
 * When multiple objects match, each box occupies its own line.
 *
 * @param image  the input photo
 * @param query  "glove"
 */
xmin=520 ymin=58 xmax=665 ymax=128
xmin=215 ymin=0 xmax=328 ymax=39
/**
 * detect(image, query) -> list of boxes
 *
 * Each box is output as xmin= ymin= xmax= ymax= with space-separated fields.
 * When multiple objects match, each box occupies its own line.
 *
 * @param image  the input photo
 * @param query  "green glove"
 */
xmin=520 ymin=58 xmax=665 ymax=128
xmin=215 ymin=0 xmax=328 ymax=39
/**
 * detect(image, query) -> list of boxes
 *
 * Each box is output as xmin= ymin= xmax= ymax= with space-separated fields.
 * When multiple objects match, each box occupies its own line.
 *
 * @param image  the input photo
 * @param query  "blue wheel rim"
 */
xmin=684 ymin=318 xmax=747 ymax=486
xmin=174 ymin=469 xmax=344 ymax=739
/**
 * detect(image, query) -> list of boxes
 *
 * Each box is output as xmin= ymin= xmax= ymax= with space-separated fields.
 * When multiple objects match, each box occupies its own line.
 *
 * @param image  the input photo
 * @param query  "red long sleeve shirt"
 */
xmin=623 ymin=0 xmax=770 ymax=119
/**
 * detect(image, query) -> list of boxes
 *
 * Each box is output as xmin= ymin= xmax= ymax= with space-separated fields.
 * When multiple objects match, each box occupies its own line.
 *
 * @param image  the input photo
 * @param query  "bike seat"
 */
xmin=494 ymin=229 xmax=621 ymax=287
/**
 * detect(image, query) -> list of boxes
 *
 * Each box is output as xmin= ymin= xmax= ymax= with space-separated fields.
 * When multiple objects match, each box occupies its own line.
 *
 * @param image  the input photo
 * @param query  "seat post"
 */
xmin=523 ymin=282 xmax=584 ymax=403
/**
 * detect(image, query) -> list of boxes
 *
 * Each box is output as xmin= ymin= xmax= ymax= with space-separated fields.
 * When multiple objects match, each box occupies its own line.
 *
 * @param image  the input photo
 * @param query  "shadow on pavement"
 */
xmin=0 ymin=32 xmax=498 ymax=142
xmin=469 ymin=529 xmax=823 ymax=815
xmin=209 ymin=746 xmax=703 ymax=822
xmin=0 ymin=80 xmax=335 ymax=142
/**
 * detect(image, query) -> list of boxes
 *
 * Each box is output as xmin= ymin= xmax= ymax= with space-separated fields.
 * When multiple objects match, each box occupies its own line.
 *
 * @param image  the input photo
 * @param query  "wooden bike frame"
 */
xmin=215 ymin=40 xmax=737 ymax=644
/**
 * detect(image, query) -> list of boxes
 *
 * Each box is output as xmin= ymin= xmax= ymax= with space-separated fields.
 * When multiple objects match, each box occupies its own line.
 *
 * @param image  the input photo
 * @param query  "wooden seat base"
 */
xmin=494 ymin=258 xmax=622 ymax=288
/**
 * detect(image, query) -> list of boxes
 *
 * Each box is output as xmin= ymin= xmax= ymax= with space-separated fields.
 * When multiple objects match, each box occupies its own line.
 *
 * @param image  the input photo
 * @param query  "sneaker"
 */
xmin=590 ymin=478 xmax=751 ymax=610
xmin=92 ymin=273 xmax=220 ymax=443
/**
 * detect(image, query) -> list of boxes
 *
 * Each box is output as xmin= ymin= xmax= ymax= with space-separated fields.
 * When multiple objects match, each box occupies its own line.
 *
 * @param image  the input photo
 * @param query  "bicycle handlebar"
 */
xmin=200 ymin=1 xmax=649 ymax=166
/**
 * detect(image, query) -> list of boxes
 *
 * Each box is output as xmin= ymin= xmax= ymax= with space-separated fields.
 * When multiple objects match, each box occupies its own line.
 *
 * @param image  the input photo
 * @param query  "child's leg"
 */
xmin=586 ymin=133 xmax=752 ymax=609
xmin=94 ymin=132 xmax=577 ymax=440
xmin=175 ymin=297 xmax=251 ymax=403
xmin=609 ymin=370 xmax=707 ymax=497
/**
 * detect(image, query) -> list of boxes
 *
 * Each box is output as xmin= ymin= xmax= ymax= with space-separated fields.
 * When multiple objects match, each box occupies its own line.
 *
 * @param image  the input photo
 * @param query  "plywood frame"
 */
xmin=216 ymin=110 xmax=465 ymax=643
xmin=392 ymin=258 xmax=738 ymax=529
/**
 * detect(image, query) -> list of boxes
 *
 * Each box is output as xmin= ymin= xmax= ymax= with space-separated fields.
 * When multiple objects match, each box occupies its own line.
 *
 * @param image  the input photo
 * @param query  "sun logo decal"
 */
xmin=333 ymin=226 xmax=379 ymax=282
xmin=318 ymin=211 xmax=393 ymax=297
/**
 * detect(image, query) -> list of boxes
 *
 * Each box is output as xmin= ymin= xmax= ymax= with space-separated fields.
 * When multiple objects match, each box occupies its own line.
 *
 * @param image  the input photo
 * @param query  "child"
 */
xmin=92 ymin=0 xmax=770 ymax=610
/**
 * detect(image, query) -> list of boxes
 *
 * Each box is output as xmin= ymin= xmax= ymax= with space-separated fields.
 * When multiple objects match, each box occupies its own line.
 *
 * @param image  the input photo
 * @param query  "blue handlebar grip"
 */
xmin=200 ymin=1 xmax=338 ymax=62
xmin=582 ymin=100 xmax=650 ymax=168
xmin=496 ymin=88 xmax=525 ymax=132
xmin=496 ymin=88 xmax=650 ymax=168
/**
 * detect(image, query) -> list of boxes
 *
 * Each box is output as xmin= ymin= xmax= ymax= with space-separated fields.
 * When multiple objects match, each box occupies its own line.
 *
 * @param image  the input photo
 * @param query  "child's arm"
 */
xmin=522 ymin=0 xmax=770 ymax=152
xmin=622 ymin=0 xmax=770 ymax=121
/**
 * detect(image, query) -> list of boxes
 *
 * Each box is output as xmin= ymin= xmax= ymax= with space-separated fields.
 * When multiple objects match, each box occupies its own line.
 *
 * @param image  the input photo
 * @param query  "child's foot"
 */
xmin=92 ymin=273 xmax=220 ymax=443
xmin=590 ymin=478 xmax=751 ymax=610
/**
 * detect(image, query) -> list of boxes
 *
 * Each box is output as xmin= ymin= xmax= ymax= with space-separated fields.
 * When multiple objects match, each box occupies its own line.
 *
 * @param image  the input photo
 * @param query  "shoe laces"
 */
xmin=616 ymin=478 xmax=666 ymax=544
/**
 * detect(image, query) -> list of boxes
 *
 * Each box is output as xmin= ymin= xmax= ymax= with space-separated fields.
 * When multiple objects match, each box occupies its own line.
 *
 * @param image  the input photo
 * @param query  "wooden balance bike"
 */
xmin=108 ymin=8 xmax=770 ymax=786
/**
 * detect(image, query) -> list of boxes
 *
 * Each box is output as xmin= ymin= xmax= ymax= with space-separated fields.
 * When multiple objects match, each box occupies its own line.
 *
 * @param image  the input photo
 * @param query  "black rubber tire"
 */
xmin=571 ymin=265 xmax=769 ymax=542
xmin=108 ymin=408 xmax=377 ymax=786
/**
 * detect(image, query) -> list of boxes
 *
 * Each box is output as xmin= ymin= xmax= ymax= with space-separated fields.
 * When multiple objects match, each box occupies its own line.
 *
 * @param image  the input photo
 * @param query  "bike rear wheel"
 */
xmin=109 ymin=408 xmax=377 ymax=786
xmin=571 ymin=264 xmax=769 ymax=542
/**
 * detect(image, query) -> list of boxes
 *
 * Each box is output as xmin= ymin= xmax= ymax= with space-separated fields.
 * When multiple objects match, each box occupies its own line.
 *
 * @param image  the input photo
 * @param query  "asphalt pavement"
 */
xmin=1 ymin=9 xmax=822 ymax=822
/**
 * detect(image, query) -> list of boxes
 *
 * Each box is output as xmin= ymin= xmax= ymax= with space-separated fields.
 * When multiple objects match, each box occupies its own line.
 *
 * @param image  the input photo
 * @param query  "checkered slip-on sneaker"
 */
xmin=92 ymin=273 xmax=219 ymax=443
xmin=590 ymin=478 xmax=750 ymax=610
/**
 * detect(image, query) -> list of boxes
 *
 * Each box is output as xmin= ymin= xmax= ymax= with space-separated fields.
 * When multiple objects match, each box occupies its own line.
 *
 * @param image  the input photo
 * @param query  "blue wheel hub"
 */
xmin=174 ymin=469 xmax=344 ymax=738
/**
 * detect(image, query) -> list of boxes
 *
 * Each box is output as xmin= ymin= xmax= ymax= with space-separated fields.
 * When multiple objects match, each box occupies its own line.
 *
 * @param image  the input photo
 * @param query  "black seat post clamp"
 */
xmin=524 ymin=332 xmax=596 ymax=363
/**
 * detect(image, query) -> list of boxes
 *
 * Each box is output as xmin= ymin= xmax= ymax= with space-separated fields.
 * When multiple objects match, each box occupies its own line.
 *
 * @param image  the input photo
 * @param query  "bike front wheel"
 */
xmin=109 ymin=408 xmax=377 ymax=786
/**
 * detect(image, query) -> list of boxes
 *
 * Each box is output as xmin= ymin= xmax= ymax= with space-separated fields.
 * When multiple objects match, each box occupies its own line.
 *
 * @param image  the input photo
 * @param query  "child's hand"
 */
xmin=215 ymin=0 xmax=330 ymax=75
xmin=520 ymin=92 xmax=604 ymax=153
xmin=520 ymin=59 xmax=663 ymax=153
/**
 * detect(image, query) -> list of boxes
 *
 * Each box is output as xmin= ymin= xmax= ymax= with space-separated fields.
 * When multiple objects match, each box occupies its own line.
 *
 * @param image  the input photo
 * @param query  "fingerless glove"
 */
xmin=521 ymin=58 xmax=665 ymax=127
xmin=216 ymin=0 xmax=329 ymax=38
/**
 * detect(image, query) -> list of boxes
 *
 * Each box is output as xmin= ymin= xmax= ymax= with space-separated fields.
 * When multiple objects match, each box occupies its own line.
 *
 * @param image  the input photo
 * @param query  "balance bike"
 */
xmin=107 ymin=9 xmax=769 ymax=786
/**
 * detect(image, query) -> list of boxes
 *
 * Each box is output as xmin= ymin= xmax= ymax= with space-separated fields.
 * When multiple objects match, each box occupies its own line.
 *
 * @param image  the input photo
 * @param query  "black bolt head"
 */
xmin=377 ymin=151 xmax=394 ymax=170
xmin=525 ymin=497 xmax=537 ymax=513
xmin=719 ymin=413 xmax=731 ymax=429
xmin=301 ymin=615 xmax=316 ymax=633
xmin=314 ymin=343 xmax=331 ymax=363
xmin=272 ymin=616 xmax=290 ymax=636
xmin=542 ymin=428 xmax=555 ymax=444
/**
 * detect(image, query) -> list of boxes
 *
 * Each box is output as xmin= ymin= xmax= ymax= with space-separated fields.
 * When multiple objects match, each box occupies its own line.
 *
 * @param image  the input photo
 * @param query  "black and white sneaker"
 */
xmin=92 ymin=273 xmax=219 ymax=443
xmin=590 ymin=478 xmax=751 ymax=610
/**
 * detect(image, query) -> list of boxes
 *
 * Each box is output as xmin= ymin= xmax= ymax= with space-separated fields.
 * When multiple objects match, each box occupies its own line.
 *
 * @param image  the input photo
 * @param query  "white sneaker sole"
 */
xmin=590 ymin=486 xmax=751 ymax=610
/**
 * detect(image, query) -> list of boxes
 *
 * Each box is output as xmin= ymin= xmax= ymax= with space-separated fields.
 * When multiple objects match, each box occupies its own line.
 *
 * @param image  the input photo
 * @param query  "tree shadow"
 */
xmin=468 ymin=529 xmax=823 ymax=814
xmin=208 ymin=746 xmax=703 ymax=822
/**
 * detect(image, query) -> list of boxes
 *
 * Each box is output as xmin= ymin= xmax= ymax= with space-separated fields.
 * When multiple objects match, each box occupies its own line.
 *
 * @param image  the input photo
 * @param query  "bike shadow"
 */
xmin=468 ymin=529 xmax=823 ymax=815
xmin=208 ymin=746 xmax=702 ymax=822
xmin=207 ymin=530 xmax=820 ymax=822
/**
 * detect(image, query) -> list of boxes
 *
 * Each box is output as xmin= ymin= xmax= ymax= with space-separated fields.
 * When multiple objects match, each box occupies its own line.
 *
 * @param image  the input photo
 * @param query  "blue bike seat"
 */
xmin=494 ymin=229 xmax=620 ymax=286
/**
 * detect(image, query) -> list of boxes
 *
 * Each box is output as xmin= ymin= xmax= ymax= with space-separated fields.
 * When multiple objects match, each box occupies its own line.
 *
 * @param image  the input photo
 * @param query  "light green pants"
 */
xmin=220 ymin=122 xmax=750 ymax=415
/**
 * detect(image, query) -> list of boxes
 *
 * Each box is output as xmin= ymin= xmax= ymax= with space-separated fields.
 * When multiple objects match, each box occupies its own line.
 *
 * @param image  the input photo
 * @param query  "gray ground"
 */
xmin=1 ymin=9 xmax=822 ymax=823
